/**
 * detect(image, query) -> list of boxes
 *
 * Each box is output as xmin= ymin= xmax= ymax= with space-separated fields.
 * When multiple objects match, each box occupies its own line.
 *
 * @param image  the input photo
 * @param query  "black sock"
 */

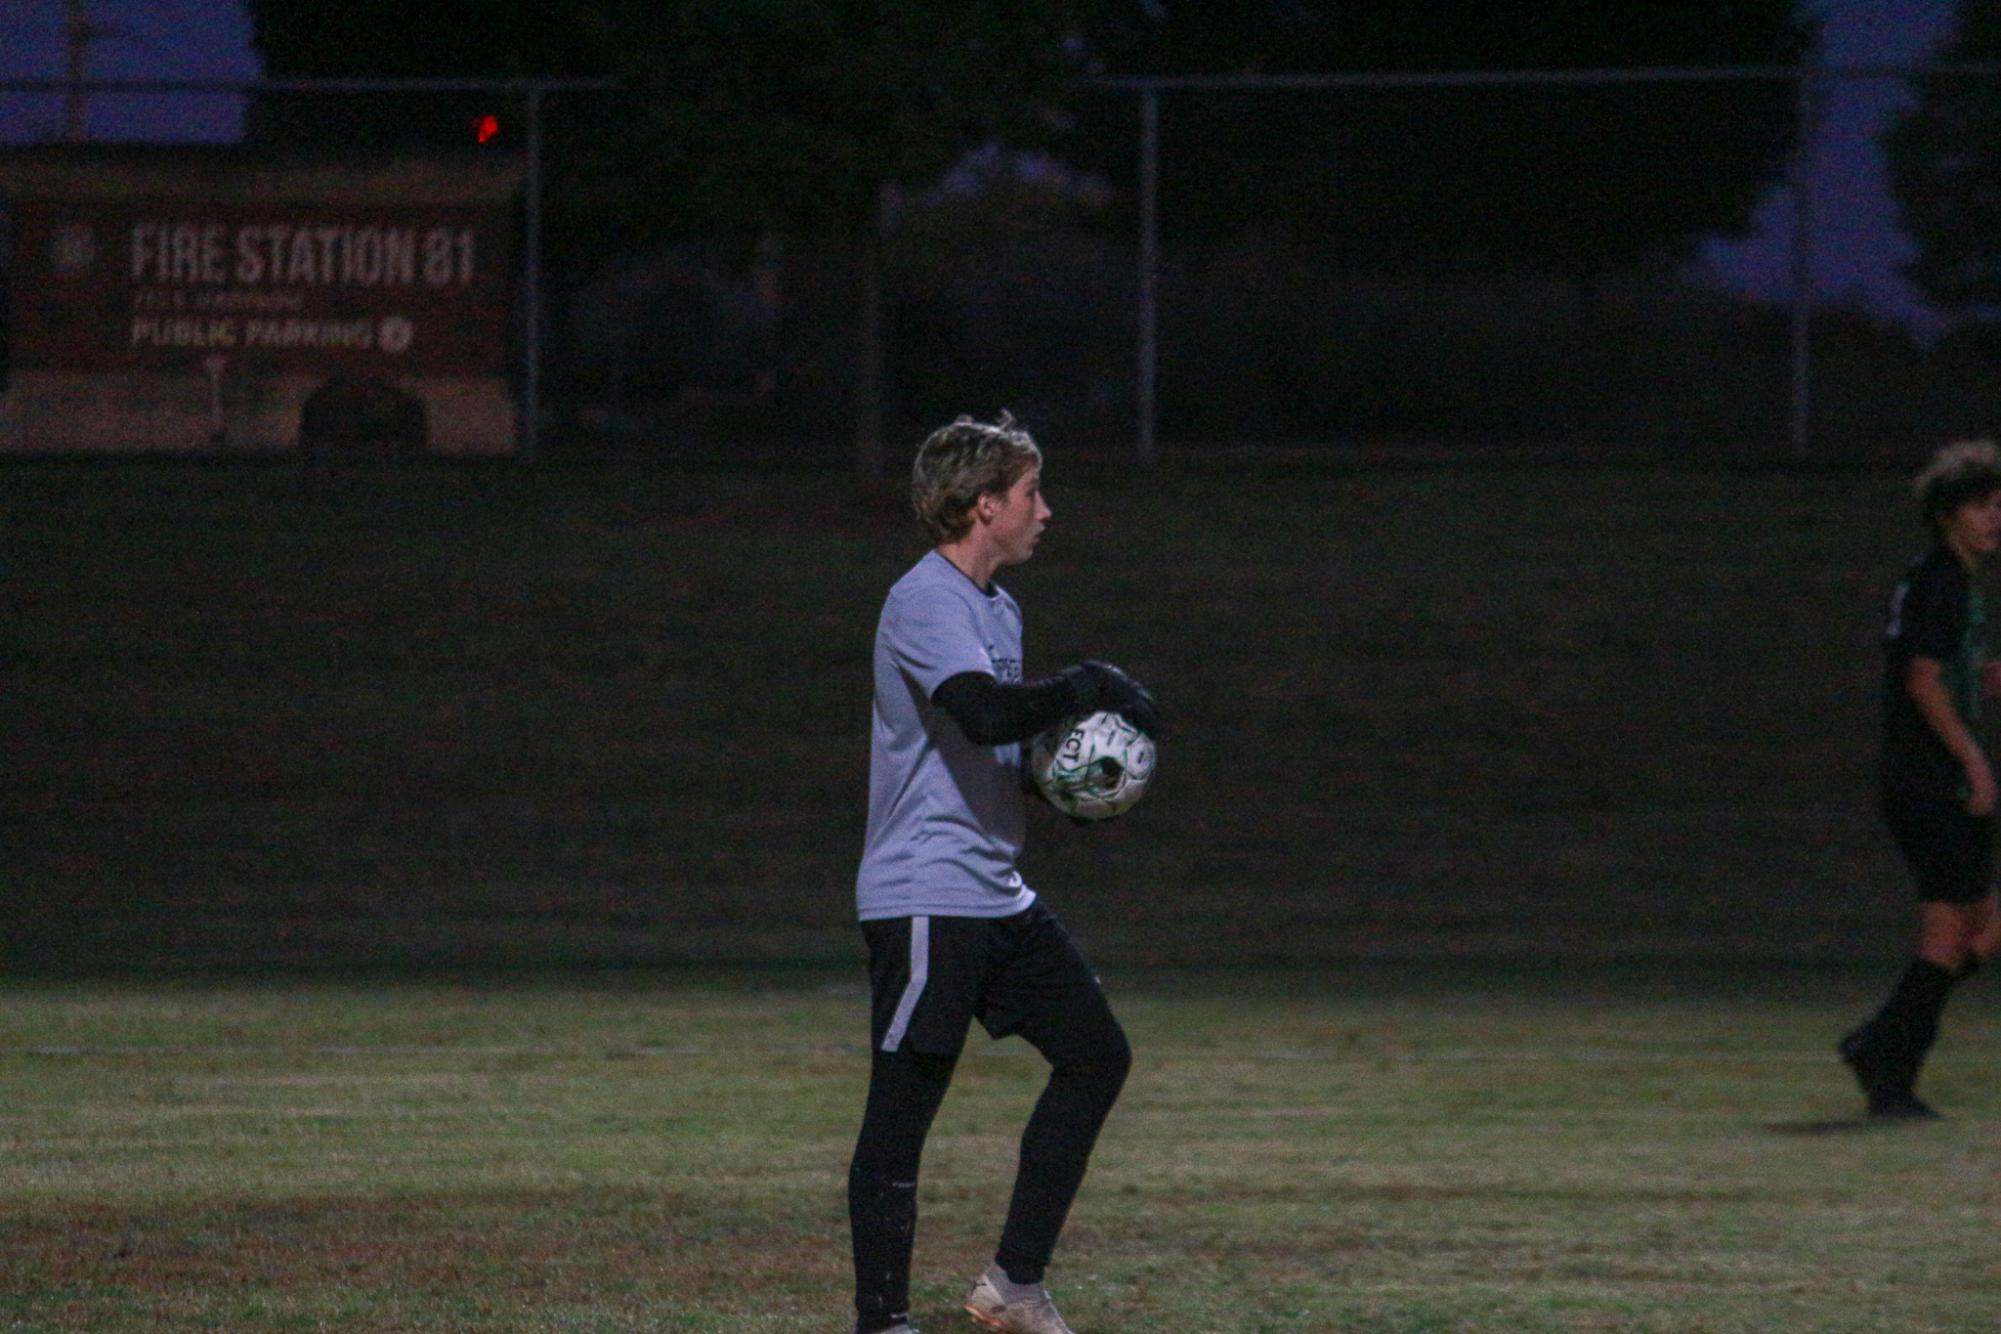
xmin=1866 ymin=959 xmax=1958 ymax=1090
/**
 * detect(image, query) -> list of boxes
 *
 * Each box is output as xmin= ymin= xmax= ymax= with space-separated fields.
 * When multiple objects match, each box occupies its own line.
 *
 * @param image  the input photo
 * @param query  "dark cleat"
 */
xmin=1838 ymin=1026 xmax=1889 ymax=1097
xmin=1866 ymin=1090 xmax=1942 ymax=1121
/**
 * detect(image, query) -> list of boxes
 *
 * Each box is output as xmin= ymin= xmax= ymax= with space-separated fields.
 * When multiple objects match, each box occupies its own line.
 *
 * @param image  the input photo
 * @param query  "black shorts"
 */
xmin=861 ymin=900 xmax=1110 ymax=1057
xmin=1881 ymin=788 xmax=1997 ymax=905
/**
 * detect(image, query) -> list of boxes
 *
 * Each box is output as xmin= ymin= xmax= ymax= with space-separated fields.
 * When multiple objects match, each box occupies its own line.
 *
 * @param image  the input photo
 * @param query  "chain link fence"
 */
xmin=2 ymin=65 xmax=1998 ymax=460
xmin=6 ymin=68 xmax=1998 ymax=968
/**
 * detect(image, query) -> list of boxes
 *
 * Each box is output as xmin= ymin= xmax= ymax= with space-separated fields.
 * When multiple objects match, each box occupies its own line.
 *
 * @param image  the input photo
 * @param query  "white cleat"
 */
xmin=963 ymin=1264 xmax=1077 ymax=1334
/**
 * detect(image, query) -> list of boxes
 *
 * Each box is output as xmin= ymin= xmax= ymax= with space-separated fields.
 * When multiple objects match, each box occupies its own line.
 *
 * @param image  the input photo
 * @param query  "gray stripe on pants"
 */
xmin=881 ymin=916 xmax=930 ymax=1052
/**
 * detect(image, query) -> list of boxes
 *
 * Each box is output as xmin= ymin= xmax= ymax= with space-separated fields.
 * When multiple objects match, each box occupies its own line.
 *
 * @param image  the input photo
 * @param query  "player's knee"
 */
xmin=1921 ymin=941 xmax=1971 ymax=971
xmin=1076 ymin=1021 xmax=1132 ymax=1097
xmin=1106 ymin=1024 xmax=1133 ymax=1086
xmin=853 ymin=1046 xmax=956 ymax=1175
xmin=1953 ymin=913 xmax=1996 ymax=959
xmin=1046 ymin=1016 xmax=1129 ymax=1091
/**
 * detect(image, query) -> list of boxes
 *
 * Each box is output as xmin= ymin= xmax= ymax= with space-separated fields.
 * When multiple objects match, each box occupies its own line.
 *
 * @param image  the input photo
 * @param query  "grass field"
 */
xmin=4 ymin=963 xmax=2000 ymax=1332
xmin=2 ymin=454 xmax=1985 ymax=1325
xmin=0 ymin=454 xmax=1945 ymax=970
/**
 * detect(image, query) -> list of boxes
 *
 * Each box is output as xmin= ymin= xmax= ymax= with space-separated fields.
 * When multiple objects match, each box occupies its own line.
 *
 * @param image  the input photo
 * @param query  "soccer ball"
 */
xmin=1030 ymin=710 xmax=1156 ymax=821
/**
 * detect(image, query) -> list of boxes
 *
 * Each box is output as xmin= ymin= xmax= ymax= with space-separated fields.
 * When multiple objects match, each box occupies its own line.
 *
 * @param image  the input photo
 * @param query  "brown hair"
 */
xmin=910 ymin=412 xmax=1043 ymax=543
xmin=1915 ymin=439 xmax=2001 ymax=534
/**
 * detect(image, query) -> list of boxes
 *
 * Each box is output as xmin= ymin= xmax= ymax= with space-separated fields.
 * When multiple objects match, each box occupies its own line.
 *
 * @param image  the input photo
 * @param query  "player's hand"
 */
xmin=1968 ymin=756 xmax=1997 ymax=817
xmin=1080 ymin=660 xmax=1158 ymax=736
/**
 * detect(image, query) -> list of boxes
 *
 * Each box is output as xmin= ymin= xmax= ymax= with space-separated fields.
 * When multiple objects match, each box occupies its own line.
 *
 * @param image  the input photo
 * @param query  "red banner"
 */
xmin=12 ymin=200 xmax=515 ymax=376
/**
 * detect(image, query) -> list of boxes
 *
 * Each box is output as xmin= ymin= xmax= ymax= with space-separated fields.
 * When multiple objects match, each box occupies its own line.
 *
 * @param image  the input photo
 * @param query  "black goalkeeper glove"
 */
xmin=1068 ymin=660 xmax=1159 ymax=736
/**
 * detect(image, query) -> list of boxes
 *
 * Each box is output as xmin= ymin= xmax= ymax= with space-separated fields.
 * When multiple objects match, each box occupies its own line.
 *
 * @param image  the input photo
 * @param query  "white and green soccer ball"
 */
xmin=1030 ymin=710 xmax=1156 ymax=821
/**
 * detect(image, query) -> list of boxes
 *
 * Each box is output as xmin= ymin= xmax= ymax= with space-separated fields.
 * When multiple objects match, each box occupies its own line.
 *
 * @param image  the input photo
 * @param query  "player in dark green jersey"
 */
xmin=1841 ymin=440 xmax=2001 ymax=1119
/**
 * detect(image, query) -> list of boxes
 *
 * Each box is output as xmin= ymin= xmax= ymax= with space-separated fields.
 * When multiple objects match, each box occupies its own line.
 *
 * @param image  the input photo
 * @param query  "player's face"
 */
xmin=986 ymin=467 xmax=1050 ymax=567
xmin=1944 ymin=490 xmax=2001 ymax=564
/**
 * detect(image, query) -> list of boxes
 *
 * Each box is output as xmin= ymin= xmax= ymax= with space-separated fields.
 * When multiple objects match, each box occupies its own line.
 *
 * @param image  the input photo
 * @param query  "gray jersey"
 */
xmin=855 ymin=550 xmax=1038 ymax=921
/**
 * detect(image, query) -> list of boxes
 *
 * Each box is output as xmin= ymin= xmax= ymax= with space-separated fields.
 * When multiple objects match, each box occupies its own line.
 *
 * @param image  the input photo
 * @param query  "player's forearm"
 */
xmin=932 ymin=669 xmax=1089 ymax=746
xmin=1908 ymin=660 xmax=1985 ymax=769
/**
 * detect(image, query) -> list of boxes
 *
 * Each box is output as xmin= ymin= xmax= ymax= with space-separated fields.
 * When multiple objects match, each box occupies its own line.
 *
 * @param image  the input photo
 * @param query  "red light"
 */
xmin=475 ymin=114 xmax=500 ymax=145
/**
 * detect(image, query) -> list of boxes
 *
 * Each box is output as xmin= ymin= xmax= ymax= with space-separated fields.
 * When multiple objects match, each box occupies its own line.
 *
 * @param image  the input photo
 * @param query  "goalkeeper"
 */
xmin=846 ymin=413 xmax=1155 ymax=1334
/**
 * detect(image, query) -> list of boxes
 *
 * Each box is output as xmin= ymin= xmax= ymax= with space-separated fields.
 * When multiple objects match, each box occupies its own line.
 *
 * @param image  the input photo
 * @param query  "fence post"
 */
xmin=1788 ymin=55 xmax=1819 ymax=460
xmin=1138 ymin=85 xmax=1159 ymax=465
xmin=522 ymin=85 xmax=544 ymax=462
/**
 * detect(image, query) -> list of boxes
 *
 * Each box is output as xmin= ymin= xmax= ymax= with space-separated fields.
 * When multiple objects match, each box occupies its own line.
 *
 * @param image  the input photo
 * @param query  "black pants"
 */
xmin=849 ymin=904 xmax=1131 ymax=1325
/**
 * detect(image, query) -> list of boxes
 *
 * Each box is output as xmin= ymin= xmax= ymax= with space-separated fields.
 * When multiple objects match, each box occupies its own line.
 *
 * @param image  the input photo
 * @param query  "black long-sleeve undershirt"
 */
xmin=932 ymin=669 xmax=1089 ymax=746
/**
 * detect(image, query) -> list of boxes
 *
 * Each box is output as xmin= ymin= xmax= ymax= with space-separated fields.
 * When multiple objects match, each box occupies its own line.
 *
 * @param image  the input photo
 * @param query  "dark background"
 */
xmin=6 ymin=4 xmax=2001 ymax=974
xmin=0 ymin=453 xmax=1934 ymax=974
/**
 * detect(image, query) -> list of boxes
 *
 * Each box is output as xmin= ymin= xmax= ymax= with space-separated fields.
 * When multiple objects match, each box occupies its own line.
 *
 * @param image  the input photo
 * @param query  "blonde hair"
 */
xmin=910 ymin=412 xmax=1042 ymax=543
xmin=1915 ymin=439 xmax=2001 ymax=533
